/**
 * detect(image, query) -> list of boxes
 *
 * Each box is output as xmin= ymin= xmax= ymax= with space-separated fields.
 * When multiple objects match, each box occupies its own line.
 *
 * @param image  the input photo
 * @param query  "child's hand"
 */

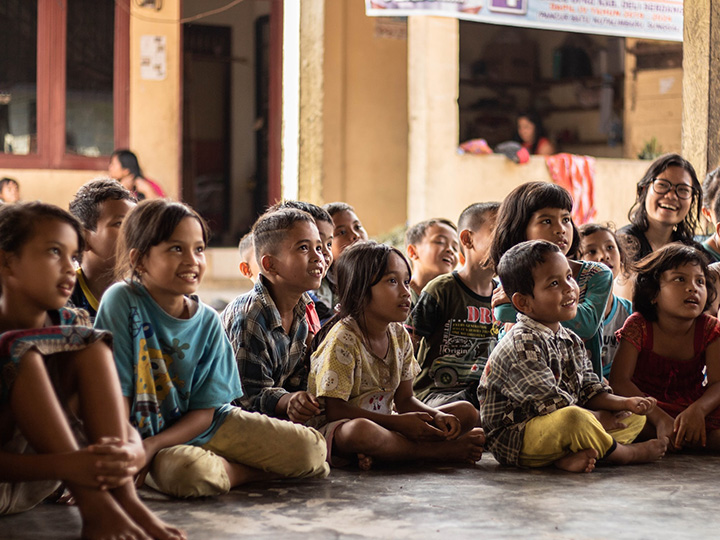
xmin=59 ymin=445 xmax=138 ymax=491
xmin=673 ymin=404 xmax=707 ymax=449
xmin=491 ymin=286 xmax=510 ymax=309
xmin=286 ymin=391 xmax=322 ymax=424
xmin=393 ymin=412 xmax=446 ymax=441
xmin=624 ymin=396 xmax=657 ymax=415
xmin=592 ymin=409 xmax=632 ymax=431
xmin=432 ymin=412 xmax=461 ymax=440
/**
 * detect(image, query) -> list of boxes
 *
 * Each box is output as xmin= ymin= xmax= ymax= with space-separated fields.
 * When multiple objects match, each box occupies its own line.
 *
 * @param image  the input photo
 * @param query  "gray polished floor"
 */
xmin=3 ymin=452 xmax=720 ymax=539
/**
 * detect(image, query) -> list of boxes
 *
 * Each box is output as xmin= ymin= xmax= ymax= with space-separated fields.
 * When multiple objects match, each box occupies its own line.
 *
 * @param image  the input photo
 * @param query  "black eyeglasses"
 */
xmin=651 ymin=178 xmax=694 ymax=200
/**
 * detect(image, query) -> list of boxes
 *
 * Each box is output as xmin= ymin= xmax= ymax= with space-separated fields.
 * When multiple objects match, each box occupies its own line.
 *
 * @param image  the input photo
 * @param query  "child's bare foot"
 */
xmin=554 ymin=449 xmax=598 ymax=473
xmin=75 ymin=490 xmax=150 ymax=540
xmin=357 ymin=453 xmax=373 ymax=471
xmin=113 ymin=484 xmax=186 ymax=540
xmin=607 ymin=437 xmax=668 ymax=465
xmin=443 ymin=427 xmax=485 ymax=463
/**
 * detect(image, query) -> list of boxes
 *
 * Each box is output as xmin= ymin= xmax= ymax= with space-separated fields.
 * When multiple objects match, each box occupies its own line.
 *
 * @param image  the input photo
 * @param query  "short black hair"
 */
xmin=633 ymin=244 xmax=716 ymax=322
xmin=405 ymin=218 xmax=457 ymax=247
xmin=458 ymin=202 xmax=500 ymax=233
xmin=252 ymin=208 xmax=316 ymax=260
xmin=497 ymin=240 xmax=561 ymax=299
xmin=69 ymin=177 xmax=137 ymax=231
xmin=268 ymin=200 xmax=333 ymax=226
xmin=0 ymin=177 xmax=19 ymax=191
xmin=323 ymin=202 xmax=355 ymax=218
xmin=238 ymin=231 xmax=254 ymax=261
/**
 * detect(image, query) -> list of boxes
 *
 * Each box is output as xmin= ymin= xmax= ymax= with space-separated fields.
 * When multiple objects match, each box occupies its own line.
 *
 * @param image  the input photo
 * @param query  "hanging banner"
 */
xmin=365 ymin=1 xmax=683 ymax=42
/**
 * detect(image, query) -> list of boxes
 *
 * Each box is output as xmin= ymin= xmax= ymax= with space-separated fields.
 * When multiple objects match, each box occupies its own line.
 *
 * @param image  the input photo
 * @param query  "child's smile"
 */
xmin=521 ymin=251 xmax=579 ymax=332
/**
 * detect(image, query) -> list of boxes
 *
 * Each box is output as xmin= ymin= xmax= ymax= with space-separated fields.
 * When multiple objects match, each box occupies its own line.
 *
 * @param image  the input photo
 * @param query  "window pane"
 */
xmin=0 ymin=1 xmax=38 ymax=155
xmin=66 ymin=0 xmax=114 ymax=157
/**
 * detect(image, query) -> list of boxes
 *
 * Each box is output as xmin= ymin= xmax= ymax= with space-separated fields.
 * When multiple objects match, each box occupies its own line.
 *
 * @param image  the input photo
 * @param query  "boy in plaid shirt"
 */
xmin=478 ymin=240 xmax=667 ymax=472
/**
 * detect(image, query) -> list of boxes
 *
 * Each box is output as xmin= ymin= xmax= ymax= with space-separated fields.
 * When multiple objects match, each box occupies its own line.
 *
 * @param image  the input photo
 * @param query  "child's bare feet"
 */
xmin=554 ymin=449 xmax=598 ymax=473
xmin=113 ymin=484 xmax=186 ymax=540
xmin=443 ymin=427 xmax=485 ymax=463
xmin=607 ymin=437 xmax=668 ymax=465
xmin=357 ymin=453 xmax=373 ymax=471
xmin=75 ymin=490 xmax=150 ymax=540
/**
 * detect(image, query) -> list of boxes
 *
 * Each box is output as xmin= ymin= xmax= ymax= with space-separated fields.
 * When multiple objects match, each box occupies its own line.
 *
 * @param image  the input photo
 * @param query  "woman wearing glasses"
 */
xmin=614 ymin=154 xmax=704 ymax=298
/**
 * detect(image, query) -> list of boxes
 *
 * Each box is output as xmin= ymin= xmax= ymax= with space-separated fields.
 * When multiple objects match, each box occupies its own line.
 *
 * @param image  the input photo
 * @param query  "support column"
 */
xmin=297 ymin=0 xmax=325 ymax=202
xmin=682 ymin=1 xmax=720 ymax=178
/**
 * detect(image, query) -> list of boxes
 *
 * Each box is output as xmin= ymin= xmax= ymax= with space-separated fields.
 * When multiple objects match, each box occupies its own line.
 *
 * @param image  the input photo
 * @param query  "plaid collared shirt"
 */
xmin=478 ymin=313 xmax=610 ymax=466
xmin=221 ymin=275 xmax=311 ymax=416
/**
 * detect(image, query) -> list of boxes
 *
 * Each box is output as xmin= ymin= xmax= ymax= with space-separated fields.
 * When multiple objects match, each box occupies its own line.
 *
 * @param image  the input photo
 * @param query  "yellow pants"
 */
xmin=146 ymin=408 xmax=330 ymax=498
xmin=518 ymin=406 xmax=646 ymax=468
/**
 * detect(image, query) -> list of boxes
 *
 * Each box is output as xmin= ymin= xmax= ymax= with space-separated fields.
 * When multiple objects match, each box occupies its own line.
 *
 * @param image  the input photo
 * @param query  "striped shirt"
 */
xmin=478 ymin=313 xmax=609 ymax=466
xmin=221 ymin=275 xmax=311 ymax=416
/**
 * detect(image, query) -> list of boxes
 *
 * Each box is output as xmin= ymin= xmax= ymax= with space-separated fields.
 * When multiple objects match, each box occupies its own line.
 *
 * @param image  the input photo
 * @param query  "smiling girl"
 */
xmin=95 ymin=200 xmax=328 ymax=498
xmin=618 ymin=154 xmax=703 ymax=265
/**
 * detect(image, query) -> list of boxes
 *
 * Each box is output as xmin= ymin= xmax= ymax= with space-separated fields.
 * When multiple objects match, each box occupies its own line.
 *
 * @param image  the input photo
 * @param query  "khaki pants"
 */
xmin=146 ymin=408 xmax=330 ymax=498
xmin=518 ymin=406 xmax=646 ymax=468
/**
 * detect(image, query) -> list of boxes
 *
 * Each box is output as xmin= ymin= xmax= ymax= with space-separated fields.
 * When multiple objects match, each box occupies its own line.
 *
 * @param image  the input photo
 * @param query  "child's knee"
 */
xmin=148 ymin=445 xmax=230 ymax=498
xmin=281 ymin=425 xmax=330 ymax=478
xmin=336 ymin=418 xmax=384 ymax=452
xmin=438 ymin=401 xmax=479 ymax=429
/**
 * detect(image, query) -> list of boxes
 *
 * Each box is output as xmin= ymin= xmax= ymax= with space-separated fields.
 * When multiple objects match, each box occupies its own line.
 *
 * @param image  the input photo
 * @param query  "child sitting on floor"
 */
xmin=578 ymin=223 xmax=633 ymax=377
xmin=222 ymin=208 xmax=326 ymax=424
xmin=95 ymin=201 xmax=329 ymax=498
xmin=404 ymin=218 xmax=459 ymax=308
xmin=610 ymin=244 xmax=720 ymax=451
xmin=308 ymin=240 xmax=485 ymax=469
xmin=479 ymin=240 xmax=667 ymax=472
xmin=68 ymin=177 xmax=137 ymax=320
xmin=409 ymin=202 xmax=499 ymax=409
xmin=0 ymin=202 xmax=183 ymax=539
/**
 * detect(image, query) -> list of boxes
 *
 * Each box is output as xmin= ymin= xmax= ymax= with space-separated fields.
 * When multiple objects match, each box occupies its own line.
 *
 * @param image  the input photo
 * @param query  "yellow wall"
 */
xmin=322 ymin=0 xmax=408 ymax=237
xmin=128 ymin=0 xmax=181 ymax=200
xmin=0 ymin=1 xmax=182 ymax=208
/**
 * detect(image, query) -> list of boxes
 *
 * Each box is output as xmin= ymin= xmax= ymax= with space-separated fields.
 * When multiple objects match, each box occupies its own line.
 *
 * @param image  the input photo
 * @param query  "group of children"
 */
xmin=3 ymin=153 xmax=720 ymax=538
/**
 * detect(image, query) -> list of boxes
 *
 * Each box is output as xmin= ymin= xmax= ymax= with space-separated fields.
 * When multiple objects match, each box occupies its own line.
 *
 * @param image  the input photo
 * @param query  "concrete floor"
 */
xmin=3 ymin=452 xmax=720 ymax=540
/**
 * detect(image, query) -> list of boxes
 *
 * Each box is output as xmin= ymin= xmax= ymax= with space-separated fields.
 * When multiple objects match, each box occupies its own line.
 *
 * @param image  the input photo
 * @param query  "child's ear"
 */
xmin=459 ymin=229 xmax=473 ymax=251
xmin=239 ymin=262 xmax=253 ymax=280
xmin=0 ymin=250 xmax=14 ymax=275
xmin=82 ymin=228 xmax=93 ymax=252
xmin=511 ymin=292 xmax=531 ymax=315
xmin=129 ymin=248 xmax=143 ymax=272
xmin=406 ymin=244 xmax=419 ymax=261
xmin=260 ymin=254 xmax=275 ymax=275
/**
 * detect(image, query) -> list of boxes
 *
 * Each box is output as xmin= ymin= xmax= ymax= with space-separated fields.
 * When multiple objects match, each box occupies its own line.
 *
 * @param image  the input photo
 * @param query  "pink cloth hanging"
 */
xmin=545 ymin=153 xmax=597 ymax=225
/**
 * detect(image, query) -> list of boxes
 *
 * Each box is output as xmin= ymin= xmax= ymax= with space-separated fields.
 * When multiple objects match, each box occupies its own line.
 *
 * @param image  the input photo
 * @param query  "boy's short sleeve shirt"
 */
xmin=95 ymin=282 xmax=242 ymax=445
xmin=478 ymin=313 xmax=610 ymax=465
xmin=410 ymin=272 xmax=499 ymax=402
xmin=308 ymin=318 xmax=420 ymax=418
xmin=220 ymin=275 xmax=310 ymax=416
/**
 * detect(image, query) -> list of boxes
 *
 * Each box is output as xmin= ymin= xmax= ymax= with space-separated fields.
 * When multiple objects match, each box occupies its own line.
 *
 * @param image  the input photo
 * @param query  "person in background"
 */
xmin=514 ymin=110 xmax=555 ymax=156
xmin=701 ymin=167 xmax=720 ymax=262
xmin=108 ymin=149 xmax=165 ymax=201
xmin=0 ymin=177 xmax=20 ymax=204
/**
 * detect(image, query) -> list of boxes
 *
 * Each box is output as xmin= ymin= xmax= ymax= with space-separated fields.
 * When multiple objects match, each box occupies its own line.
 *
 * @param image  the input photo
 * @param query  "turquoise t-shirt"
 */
xmin=95 ymin=282 xmax=243 ymax=445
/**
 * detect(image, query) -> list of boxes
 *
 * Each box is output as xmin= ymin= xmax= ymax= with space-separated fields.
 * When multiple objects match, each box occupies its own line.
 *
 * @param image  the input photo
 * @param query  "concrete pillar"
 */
xmin=407 ymin=16 xmax=459 ymax=225
xmin=297 ymin=0 xmax=325 ymax=202
xmin=682 ymin=0 xmax=720 ymax=178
